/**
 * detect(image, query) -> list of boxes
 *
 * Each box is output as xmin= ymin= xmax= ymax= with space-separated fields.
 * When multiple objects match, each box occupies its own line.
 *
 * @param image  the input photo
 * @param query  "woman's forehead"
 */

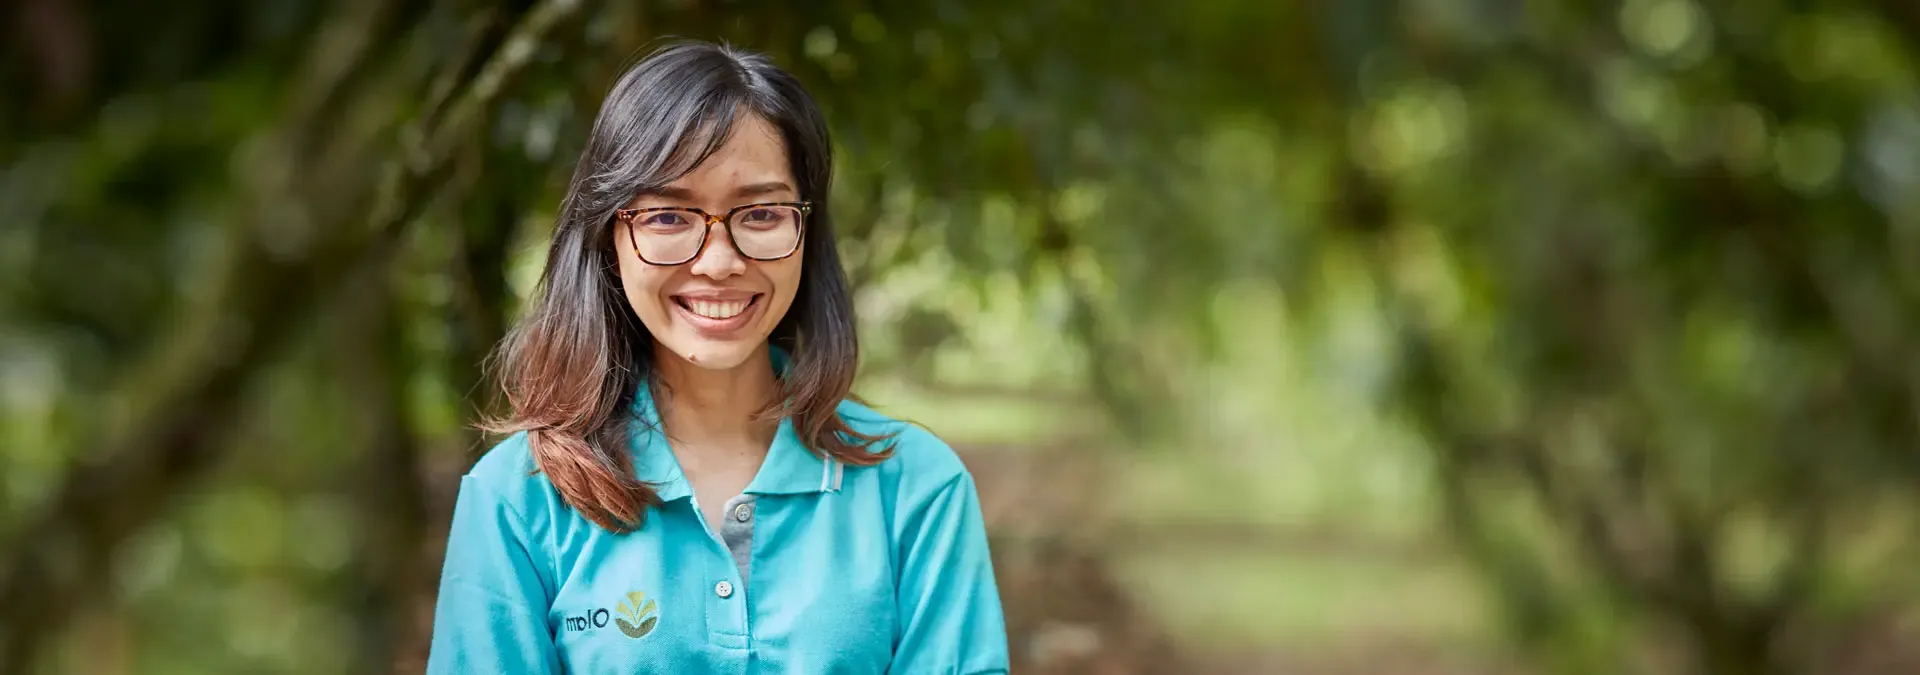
xmin=649 ymin=118 xmax=794 ymax=200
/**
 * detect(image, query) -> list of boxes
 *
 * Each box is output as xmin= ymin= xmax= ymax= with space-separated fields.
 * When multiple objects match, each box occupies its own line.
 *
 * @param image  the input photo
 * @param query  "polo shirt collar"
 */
xmin=626 ymin=345 xmax=844 ymax=503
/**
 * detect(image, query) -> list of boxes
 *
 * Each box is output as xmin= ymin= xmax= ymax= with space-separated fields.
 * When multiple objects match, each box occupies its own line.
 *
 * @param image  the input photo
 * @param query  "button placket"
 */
xmin=716 ymin=495 xmax=756 ymax=590
xmin=696 ymin=498 xmax=751 ymax=651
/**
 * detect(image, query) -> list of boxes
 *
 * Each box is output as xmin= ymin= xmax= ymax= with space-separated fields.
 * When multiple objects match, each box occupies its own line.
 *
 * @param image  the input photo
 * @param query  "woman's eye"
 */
xmin=742 ymin=208 xmax=776 ymax=223
xmin=642 ymin=213 xmax=688 ymax=227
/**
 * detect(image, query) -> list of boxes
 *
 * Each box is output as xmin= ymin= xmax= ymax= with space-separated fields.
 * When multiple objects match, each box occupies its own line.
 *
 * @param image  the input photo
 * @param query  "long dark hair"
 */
xmin=483 ymin=40 xmax=891 ymax=532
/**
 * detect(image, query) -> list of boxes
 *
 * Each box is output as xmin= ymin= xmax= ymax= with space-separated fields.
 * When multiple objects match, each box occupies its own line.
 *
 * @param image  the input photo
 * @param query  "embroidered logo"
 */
xmin=562 ymin=590 xmax=658 ymax=639
xmin=615 ymin=591 xmax=659 ymax=639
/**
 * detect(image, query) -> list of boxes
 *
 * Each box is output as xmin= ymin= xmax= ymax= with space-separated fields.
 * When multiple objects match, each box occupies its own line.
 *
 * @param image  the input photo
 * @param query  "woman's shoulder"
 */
xmin=836 ymin=399 xmax=971 ymax=488
xmin=456 ymin=430 xmax=559 ymax=513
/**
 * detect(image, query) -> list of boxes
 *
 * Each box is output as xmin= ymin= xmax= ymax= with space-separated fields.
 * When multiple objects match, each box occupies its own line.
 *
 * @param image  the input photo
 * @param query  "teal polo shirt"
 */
xmin=424 ymin=370 xmax=1010 ymax=673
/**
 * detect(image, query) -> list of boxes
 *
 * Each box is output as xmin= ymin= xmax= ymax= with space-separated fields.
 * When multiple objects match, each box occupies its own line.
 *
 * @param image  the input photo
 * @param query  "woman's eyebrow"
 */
xmin=633 ymin=186 xmax=697 ymax=201
xmin=631 ymin=182 xmax=794 ymax=203
xmin=732 ymin=181 xmax=795 ymax=199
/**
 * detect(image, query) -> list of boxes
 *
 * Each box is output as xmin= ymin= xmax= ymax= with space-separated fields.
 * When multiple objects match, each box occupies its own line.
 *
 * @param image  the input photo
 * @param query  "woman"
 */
xmin=425 ymin=41 xmax=1009 ymax=674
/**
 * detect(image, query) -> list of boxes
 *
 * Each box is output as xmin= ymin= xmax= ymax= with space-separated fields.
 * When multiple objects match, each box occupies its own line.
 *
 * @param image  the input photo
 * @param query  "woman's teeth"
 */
xmin=686 ymin=299 xmax=748 ymax=319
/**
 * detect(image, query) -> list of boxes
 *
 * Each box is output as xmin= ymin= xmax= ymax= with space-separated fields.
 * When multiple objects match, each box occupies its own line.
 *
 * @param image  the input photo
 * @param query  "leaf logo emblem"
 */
xmin=615 ymin=590 xmax=658 ymax=639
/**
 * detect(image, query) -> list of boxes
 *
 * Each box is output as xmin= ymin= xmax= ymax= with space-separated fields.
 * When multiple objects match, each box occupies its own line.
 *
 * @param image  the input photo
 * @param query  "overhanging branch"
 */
xmin=0 ymin=0 xmax=594 ymax=669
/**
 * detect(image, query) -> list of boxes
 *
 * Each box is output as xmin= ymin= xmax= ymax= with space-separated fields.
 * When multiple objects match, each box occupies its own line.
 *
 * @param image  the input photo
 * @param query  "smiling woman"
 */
xmin=612 ymin=139 xmax=810 ymax=365
xmin=424 ymin=40 xmax=1010 ymax=674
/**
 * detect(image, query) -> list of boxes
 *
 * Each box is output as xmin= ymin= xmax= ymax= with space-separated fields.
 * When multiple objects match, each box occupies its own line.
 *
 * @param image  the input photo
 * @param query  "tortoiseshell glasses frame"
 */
xmin=613 ymin=201 xmax=812 ymax=266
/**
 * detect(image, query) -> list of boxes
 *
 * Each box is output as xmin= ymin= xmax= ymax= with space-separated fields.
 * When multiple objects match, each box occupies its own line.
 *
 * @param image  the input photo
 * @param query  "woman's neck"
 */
xmin=650 ymin=343 xmax=779 ymax=447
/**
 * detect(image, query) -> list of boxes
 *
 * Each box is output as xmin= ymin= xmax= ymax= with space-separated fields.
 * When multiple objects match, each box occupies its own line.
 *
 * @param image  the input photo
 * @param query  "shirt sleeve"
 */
xmin=890 ymin=472 xmax=1011 ymax=675
xmin=425 ymin=475 xmax=561 ymax=675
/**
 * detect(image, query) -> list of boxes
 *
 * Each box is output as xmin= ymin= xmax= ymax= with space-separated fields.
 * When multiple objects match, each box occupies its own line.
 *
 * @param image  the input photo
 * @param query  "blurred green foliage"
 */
xmin=4 ymin=0 xmax=1918 ymax=673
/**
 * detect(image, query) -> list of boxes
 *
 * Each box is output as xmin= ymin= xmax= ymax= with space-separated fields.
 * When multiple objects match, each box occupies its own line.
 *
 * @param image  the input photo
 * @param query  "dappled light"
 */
xmin=4 ymin=0 xmax=1919 ymax=673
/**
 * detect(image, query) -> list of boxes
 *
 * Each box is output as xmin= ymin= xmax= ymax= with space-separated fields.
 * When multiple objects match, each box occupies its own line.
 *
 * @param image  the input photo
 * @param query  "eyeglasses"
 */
xmin=614 ymin=201 xmax=811 ymax=266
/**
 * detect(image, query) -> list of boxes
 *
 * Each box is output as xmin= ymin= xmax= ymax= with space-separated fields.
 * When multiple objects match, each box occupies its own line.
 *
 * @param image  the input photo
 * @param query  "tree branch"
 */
xmin=342 ymin=258 xmax=428 ymax=674
xmin=1864 ymin=0 xmax=1920 ymax=59
xmin=0 ymin=1 xmax=593 ymax=669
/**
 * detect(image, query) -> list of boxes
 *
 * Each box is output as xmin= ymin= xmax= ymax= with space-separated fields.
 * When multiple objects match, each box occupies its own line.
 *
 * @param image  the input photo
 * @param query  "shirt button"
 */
xmin=714 ymin=580 xmax=734 ymax=598
xmin=733 ymin=503 xmax=753 ymax=522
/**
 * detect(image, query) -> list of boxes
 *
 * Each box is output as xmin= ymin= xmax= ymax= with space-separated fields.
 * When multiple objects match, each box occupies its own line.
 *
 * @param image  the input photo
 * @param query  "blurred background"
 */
xmin=4 ymin=0 xmax=1919 ymax=673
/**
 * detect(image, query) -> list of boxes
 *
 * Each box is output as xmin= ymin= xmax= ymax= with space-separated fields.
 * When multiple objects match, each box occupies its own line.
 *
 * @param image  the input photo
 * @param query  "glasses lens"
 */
xmin=730 ymin=205 xmax=803 ymax=259
xmin=630 ymin=209 xmax=704 ymax=263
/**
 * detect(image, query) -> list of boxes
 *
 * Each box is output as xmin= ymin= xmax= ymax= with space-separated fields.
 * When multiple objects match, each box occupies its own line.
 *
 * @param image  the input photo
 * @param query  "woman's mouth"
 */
xmin=677 ymin=296 xmax=752 ymax=319
xmin=670 ymin=293 xmax=764 ymax=335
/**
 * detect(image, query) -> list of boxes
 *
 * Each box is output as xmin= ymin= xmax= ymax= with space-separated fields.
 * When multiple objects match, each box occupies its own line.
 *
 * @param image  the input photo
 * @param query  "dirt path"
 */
xmin=960 ymin=442 xmax=1537 ymax=675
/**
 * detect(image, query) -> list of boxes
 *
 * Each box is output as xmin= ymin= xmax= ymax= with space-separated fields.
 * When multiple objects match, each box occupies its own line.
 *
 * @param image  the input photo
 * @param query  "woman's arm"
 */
xmin=425 ymin=475 xmax=562 ymax=674
xmin=890 ymin=471 xmax=1011 ymax=675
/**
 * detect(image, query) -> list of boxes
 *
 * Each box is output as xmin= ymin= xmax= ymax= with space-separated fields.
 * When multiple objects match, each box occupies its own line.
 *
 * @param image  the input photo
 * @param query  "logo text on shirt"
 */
xmin=563 ymin=590 xmax=657 ymax=639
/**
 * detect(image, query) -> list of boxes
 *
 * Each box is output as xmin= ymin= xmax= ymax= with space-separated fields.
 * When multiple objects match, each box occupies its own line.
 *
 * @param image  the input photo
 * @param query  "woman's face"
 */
xmin=613 ymin=113 xmax=805 ymax=371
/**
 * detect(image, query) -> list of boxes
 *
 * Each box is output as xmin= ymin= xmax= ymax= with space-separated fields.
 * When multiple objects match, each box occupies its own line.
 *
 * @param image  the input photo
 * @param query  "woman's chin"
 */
xmin=662 ymin=340 xmax=763 ymax=371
